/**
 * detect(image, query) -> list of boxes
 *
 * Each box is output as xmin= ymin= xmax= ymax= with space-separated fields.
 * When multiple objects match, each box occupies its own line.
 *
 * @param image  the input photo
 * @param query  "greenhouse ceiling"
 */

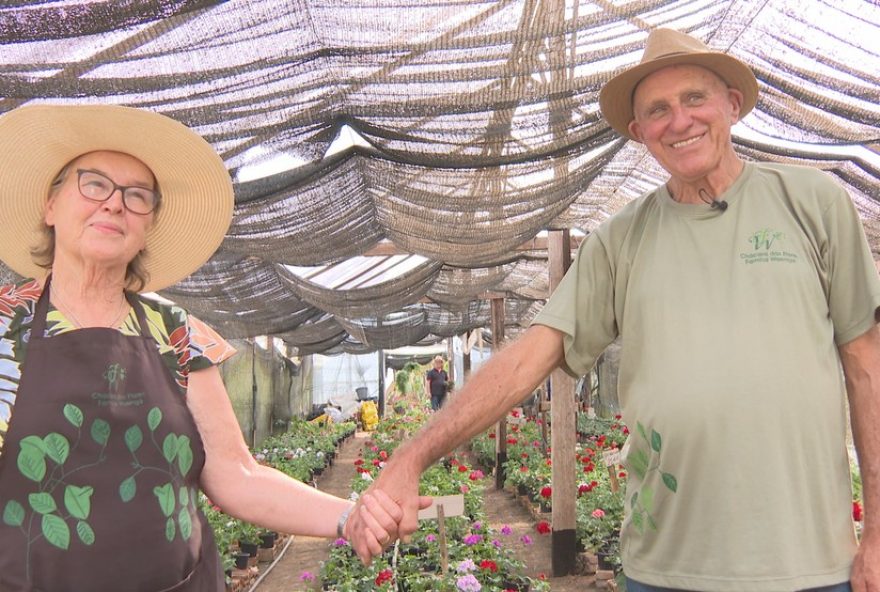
xmin=0 ymin=0 xmax=877 ymax=355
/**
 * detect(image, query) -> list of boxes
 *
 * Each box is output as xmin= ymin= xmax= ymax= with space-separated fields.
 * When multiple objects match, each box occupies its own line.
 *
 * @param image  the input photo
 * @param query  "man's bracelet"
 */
xmin=337 ymin=505 xmax=353 ymax=539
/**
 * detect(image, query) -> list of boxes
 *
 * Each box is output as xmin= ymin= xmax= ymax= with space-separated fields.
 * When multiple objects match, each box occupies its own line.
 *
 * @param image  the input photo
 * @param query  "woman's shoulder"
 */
xmin=133 ymin=294 xmax=236 ymax=366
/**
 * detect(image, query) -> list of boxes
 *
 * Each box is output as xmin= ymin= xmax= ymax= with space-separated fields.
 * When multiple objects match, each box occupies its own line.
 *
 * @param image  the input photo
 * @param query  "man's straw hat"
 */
xmin=0 ymin=104 xmax=233 ymax=292
xmin=599 ymin=28 xmax=759 ymax=140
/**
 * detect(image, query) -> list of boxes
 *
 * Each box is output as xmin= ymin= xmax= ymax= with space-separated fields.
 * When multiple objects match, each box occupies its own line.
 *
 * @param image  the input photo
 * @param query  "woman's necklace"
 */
xmin=50 ymin=284 xmax=130 ymax=329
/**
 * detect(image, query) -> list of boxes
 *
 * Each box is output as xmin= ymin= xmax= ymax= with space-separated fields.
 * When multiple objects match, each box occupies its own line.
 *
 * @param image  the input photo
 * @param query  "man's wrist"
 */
xmin=337 ymin=505 xmax=354 ymax=539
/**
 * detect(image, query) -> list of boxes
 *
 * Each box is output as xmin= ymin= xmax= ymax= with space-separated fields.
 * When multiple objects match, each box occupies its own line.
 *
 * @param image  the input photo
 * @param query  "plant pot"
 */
xmin=597 ymin=551 xmax=614 ymax=570
xmin=239 ymin=541 xmax=259 ymax=557
xmin=517 ymin=484 xmax=528 ymax=496
xmin=501 ymin=579 xmax=530 ymax=592
xmin=259 ymin=532 xmax=277 ymax=549
xmin=539 ymin=501 xmax=551 ymax=513
xmin=234 ymin=553 xmax=250 ymax=570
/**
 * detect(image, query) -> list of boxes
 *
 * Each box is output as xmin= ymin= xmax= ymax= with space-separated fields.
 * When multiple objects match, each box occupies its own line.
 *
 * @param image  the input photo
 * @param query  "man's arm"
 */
xmin=346 ymin=324 xmax=566 ymax=561
xmin=839 ymin=324 xmax=880 ymax=592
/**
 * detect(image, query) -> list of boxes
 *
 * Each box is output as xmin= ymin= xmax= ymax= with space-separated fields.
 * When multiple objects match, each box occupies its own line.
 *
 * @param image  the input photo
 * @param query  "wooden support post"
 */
xmin=447 ymin=338 xmax=455 ymax=384
xmin=462 ymin=330 xmax=473 ymax=379
xmin=491 ymin=297 xmax=507 ymax=490
xmin=549 ymin=228 xmax=577 ymax=576
xmin=377 ymin=348 xmax=385 ymax=418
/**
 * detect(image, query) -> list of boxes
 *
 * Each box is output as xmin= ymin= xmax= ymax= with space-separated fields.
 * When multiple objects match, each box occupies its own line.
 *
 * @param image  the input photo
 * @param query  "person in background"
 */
xmin=347 ymin=28 xmax=879 ymax=592
xmin=0 ymin=105 xmax=403 ymax=591
xmin=425 ymin=355 xmax=449 ymax=411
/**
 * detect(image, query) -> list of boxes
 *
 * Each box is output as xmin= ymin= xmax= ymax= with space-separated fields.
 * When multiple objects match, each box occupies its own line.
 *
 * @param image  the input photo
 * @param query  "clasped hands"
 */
xmin=342 ymin=471 xmax=433 ymax=564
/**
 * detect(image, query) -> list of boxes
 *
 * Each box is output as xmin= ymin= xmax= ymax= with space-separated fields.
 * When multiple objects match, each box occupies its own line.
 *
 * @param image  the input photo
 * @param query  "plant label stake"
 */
xmin=437 ymin=504 xmax=449 ymax=574
xmin=603 ymin=449 xmax=621 ymax=493
xmin=418 ymin=495 xmax=464 ymax=576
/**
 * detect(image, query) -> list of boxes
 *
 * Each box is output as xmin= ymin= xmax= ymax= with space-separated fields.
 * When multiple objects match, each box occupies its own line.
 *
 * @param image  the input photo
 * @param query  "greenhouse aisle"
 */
xmin=253 ymin=434 xmax=599 ymax=591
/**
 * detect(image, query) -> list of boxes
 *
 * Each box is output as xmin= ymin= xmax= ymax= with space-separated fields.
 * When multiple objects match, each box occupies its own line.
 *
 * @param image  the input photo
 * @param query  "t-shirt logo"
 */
xmin=749 ymin=229 xmax=785 ymax=251
xmin=741 ymin=228 xmax=799 ymax=265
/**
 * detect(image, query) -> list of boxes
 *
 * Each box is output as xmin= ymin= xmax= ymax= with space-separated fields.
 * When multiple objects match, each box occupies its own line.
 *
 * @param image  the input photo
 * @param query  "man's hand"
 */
xmin=343 ymin=488 xmax=405 ymax=564
xmin=346 ymin=460 xmax=432 ymax=564
xmin=851 ymin=533 xmax=880 ymax=592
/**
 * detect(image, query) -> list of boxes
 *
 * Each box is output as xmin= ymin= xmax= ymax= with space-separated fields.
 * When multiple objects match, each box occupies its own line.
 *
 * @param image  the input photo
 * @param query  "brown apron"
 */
xmin=0 ymin=279 xmax=224 ymax=592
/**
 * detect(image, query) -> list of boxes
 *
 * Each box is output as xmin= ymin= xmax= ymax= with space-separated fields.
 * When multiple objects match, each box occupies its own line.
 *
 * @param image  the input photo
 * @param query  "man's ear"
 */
xmin=627 ymin=119 xmax=644 ymax=143
xmin=727 ymin=87 xmax=745 ymax=124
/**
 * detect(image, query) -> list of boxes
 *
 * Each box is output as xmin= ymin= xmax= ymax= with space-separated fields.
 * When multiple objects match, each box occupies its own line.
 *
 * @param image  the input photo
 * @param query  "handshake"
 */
xmin=338 ymin=460 xmax=434 ymax=564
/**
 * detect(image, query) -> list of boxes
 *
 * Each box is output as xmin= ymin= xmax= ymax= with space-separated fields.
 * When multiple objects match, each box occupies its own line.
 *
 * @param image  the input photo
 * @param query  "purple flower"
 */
xmin=456 ymin=574 xmax=482 ymax=591
xmin=520 ymin=534 xmax=533 ymax=545
xmin=500 ymin=525 xmax=512 ymax=536
xmin=456 ymin=559 xmax=477 ymax=573
xmin=492 ymin=538 xmax=502 ymax=548
xmin=463 ymin=534 xmax=483 ymax=546
xmin=299 ymin=571 xmax=315 ymax=581
xmin=333 ymin=537 xmax=348 ymax=546
xmin=472 ymin=521 xmax=482 ymax=531
xmin=426 ymin=534 xmax=437 ymax=543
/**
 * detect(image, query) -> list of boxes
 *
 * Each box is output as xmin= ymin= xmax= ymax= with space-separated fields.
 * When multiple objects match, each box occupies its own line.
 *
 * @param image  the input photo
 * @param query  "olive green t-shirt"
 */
xmin=534 ymin=162 xmax=880 ymax=591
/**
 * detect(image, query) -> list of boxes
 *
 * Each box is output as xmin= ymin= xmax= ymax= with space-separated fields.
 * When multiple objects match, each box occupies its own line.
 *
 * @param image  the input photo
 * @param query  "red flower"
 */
xmin=536 ymin=521 xmax=551 ymax=534
xmin=372 ymin=459 xmax=381 ymax=466
xmin=578 ymin=484 xmax=591 ymax=496
xmin=540 ymin=486 xmax=552 ymax=499
xmin=618 ymin=470 xmax=627 ymax=478
xmin=488 ymin=433 xmax=496 ymax=439
xmin=375 ymin=569 xmax=393 ymax=585
xmin=354 ymin=459 xmax=364 ymax=466
xmin=511 ymin=409 xmax=520 ymax=418
xmin=507 ymin=437 xmax=518 ymax=445
xmin=379 ymin=450 xmax=388 ymax=460
xmin=623 ymin=426 xmax=630 ymax=435
xmin=853 ymin=501 xmax=863 ymax=522
xmin=458 ymin=465 xmax=469 ymax=473
xmin=479 ymin=559 xmax=498 ymax=572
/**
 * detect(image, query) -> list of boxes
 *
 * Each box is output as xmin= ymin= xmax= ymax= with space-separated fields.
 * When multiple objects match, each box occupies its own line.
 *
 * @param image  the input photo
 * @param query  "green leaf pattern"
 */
xmin=627 ymin=423 xmax=678 ymax=536
xmin=8 ymin=397 xmax=199 ymax=569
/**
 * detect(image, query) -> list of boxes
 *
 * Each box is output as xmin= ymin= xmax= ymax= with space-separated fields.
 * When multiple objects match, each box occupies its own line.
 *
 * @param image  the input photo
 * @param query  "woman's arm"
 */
xmin=185 ymin=365 xmax=401 ymax=554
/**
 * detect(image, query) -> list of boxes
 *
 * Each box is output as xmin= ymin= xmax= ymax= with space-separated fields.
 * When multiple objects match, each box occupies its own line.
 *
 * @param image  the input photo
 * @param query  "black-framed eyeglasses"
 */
xmin=76 ymin=169 xmax=159 ymax=215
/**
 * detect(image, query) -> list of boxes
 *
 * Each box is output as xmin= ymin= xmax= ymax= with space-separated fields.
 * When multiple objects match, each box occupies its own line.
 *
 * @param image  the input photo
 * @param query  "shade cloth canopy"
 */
xmin=0 ymin=0 xmax=876 ymax=354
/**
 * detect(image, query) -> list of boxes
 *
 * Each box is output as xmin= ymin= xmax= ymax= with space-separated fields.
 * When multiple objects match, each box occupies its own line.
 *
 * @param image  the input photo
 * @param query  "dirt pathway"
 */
xmin=254 ymin=435 xmax=600 ymax=591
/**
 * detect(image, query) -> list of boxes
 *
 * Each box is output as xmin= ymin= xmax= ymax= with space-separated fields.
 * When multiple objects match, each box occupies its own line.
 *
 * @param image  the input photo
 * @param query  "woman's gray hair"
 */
xmin=29 ymin=155 xmax=163 ymax=292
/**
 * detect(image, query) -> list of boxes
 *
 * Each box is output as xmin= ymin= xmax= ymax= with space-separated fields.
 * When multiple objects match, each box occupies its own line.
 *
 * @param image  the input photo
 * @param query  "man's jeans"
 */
xmin=625 ymin=577 xmax=852 ymax=592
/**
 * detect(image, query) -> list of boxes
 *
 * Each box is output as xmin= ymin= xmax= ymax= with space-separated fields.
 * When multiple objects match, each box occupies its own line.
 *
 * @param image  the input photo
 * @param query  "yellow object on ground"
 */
xmin=361 ymin=401 xmax=379 ymax=431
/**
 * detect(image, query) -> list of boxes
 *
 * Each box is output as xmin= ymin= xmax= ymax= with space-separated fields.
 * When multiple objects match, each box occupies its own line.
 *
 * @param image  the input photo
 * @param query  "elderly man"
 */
xmin=345 ymin=29 xmax=879 ymax=592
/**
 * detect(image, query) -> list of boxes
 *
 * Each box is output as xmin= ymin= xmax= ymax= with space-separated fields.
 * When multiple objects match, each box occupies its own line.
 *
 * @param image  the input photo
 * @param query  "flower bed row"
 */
xmin=319 ymin=411 xmax=550 ymax=592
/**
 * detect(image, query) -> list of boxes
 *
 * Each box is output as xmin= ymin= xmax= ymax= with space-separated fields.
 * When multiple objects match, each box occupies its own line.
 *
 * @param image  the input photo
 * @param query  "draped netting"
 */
xmin=0 ymin=0 xmax=876 ymax=354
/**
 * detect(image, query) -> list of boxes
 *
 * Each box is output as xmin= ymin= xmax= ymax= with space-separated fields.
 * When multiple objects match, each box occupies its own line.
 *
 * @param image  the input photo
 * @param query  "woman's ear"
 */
xmin=44 ymin=195 xmax=57 ymax=228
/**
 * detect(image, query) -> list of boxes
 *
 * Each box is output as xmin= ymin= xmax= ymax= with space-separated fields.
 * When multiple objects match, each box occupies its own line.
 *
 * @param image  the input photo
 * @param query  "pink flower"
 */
xmin=501 ymin=525 xmax=512 ymax=536
xmin=299 ymin=571 xmax=315 ymax=582
xmin=592 ymin=508 xmax=606 ymax=518
xmin=520 ymin=534 xmax=533 ymax=545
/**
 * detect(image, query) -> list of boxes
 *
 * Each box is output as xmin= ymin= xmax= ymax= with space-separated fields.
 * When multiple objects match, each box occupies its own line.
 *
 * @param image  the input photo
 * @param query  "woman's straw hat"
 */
xmin=0 ymin=104 xmax=233 ymax=291
xmin=599 ymin=28 xmax=758 ymax=140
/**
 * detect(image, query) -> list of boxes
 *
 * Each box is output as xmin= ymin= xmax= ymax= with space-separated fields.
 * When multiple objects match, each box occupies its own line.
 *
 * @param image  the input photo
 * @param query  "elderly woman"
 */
xmin=0 ymin=105 xmax=401 ymax=591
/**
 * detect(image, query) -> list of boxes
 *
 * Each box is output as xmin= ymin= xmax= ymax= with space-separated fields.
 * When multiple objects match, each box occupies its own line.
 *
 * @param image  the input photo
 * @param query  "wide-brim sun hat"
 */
xmin=0 ymin=104 xmax=234 ymax=292
xmin=599 ymin=28 xmax=759 ymax=141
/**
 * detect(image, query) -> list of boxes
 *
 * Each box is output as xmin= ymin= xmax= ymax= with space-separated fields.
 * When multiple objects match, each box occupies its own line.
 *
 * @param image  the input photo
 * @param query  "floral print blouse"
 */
xmin=0 ymin=279 xmax=236 ymax=455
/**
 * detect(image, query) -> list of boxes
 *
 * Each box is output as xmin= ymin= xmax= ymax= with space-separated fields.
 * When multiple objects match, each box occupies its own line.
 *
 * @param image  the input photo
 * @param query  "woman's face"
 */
xmin=45 ymin=151 xmax=156 ymax=273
